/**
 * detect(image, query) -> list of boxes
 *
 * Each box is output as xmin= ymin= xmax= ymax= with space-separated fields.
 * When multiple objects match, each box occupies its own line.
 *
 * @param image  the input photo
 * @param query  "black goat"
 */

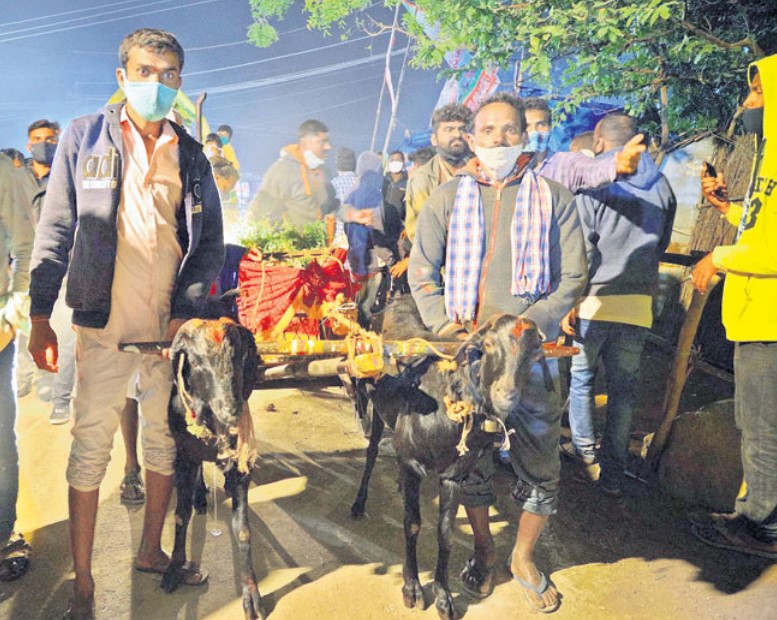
xmin=350 ymin=296 xmax=546 ymax=619
xmin=164 ymin=318 xmax=266 ymax=620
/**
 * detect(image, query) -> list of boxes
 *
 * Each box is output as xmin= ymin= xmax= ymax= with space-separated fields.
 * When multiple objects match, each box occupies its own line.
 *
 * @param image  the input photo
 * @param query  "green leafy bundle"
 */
xmin=239 ymin=220 xmax=328 ymax=265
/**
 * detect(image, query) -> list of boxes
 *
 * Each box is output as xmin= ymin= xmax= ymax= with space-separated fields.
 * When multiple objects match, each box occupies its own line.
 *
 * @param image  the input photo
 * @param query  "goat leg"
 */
xmin=350 ymin=405 xmax=385 ymax=519
xmin=192 ymin=463 xmax=208 ymax=515
xmin=227 ymin=469 xmax=266 ymax=620
xmin=433 ymin=478 xmax=459 ymax=620
xmin=400 ymin=465 xmax=425 ymax=610
xmin=162 ymin=453 xmax=198 ymax=593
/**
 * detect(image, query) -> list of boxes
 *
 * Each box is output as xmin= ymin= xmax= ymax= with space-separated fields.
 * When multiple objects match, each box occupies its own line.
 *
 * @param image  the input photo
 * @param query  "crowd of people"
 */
xmin=0 ymin=24 xmax=774 ymax=620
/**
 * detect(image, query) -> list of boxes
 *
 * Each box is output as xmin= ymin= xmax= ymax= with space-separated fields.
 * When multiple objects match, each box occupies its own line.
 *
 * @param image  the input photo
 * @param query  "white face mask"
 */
xmin=303 ymin=149 xmax=326 ymax=169
xmin=387 ymin=160 xmax=404 ymax=174
xmin=475 ymin=144 xmax=523 ymax=180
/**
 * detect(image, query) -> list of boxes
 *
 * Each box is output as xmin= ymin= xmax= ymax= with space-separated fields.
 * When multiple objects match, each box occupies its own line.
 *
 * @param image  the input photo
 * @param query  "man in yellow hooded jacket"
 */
xmin=691 ymin=53 xmax=777 ymax=560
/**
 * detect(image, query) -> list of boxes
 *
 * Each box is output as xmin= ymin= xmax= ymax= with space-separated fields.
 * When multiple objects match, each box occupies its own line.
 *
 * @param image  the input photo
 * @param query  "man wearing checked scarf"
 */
xmin=409 ymin=93 xmax=587 ymax=613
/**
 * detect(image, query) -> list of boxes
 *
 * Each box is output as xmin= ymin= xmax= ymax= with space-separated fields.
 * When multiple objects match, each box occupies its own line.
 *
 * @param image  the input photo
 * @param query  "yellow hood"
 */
xmin=749 ymin=54 xmax=776 ymax=142
xmin=712 ymin=52 xmax=777 ymax=342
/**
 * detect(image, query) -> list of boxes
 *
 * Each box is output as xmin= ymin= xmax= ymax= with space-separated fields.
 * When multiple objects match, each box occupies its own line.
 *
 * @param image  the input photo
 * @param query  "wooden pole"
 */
xmin=641 ymin=275 xmax=722 ymax=476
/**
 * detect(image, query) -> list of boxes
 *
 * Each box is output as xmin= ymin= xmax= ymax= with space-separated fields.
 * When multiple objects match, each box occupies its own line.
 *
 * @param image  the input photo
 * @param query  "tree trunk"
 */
xmin=688 ymin=135 xmax=756 ymax=254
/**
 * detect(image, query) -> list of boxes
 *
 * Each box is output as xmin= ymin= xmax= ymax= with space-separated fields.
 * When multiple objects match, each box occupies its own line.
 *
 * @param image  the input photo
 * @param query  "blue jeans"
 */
xmin=0 ymin=342 xmax=19 ymax=543
xmin=734 ymin=342 xmax=777 ymax=543
xmin=568 ymin=320 xmax=647 ymax=488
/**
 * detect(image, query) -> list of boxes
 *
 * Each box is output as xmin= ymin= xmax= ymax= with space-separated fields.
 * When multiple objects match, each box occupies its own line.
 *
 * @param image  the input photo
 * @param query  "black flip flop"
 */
xmin=134 ymin=560 xmax=209 ymax=586
xmin=0 ymin=535 xmax=31 ymax=582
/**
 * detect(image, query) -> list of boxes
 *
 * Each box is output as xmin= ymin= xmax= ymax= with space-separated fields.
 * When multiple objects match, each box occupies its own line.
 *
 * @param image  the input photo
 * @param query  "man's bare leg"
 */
xmin=134 ymin=470 xmax=173 ymax=569
xmin=510 ymin=511 xmax=559 ymax=610
xmin=462 ymin=505 xmax=496 ymax=595
xmin=69 ymin=487 xmax=98 ymax=613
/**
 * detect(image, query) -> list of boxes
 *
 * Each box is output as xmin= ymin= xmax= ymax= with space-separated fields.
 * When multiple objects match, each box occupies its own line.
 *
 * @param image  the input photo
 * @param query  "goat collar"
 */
xmin=443 ymin=397 xmax=510 ymax=456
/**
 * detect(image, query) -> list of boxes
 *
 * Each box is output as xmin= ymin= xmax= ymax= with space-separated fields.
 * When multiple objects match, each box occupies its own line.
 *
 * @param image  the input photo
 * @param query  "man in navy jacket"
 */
xmin=28 ymin=29 xmax=224 ymax=618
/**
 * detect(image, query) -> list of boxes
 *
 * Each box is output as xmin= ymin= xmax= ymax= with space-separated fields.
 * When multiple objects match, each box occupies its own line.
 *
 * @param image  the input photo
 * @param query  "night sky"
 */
xmin=0 ymin=0 xmax=444 ymax=177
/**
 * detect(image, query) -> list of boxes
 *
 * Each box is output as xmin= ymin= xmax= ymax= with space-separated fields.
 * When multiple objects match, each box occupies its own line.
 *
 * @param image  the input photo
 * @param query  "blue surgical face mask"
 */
xmin=525 ymin=130 xmax=551 ymax=153
xmin=219 ymin=135 xmax=230 ymax=146
xmin=120 ymin=69 xmax=179 ymax=122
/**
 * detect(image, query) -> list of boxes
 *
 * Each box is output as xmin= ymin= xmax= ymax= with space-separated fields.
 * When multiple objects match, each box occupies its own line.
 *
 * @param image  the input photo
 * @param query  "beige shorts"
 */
xmin=66 ymin=329 xmax=175 ymax=491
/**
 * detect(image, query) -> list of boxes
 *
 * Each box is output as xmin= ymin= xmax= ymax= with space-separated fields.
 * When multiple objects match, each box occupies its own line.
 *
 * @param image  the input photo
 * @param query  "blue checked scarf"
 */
xmin=444 ymin=170 xmax=552 ymax=323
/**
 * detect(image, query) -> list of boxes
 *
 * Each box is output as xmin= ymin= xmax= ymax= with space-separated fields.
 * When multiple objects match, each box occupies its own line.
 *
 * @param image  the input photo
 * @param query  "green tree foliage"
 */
xmin=247 ymin=0 xmax=775 ymax=147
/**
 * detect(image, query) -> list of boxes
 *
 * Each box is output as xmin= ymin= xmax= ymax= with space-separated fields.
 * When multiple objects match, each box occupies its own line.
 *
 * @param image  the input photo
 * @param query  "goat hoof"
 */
xmin=433 ymin=585 xmax=456 ymax=620
xmin=402 ymin=579 xmax=424 ymax=609
xmin=242 ymin=584 xmax=266 ymax=619
xmin=350 ymin=503 xmax=366 ymax=519
xmin=161 ymin=565 xmax=182 ymax=593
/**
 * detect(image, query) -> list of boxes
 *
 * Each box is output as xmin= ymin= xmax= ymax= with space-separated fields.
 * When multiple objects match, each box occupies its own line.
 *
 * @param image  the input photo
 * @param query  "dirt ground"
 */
xmin=1 ymin=342 xmax=775 ymax=620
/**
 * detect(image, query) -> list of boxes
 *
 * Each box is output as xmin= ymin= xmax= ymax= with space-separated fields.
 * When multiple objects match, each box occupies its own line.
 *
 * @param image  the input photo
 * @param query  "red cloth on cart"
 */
xmin=236 ymin=247 xmax=355 ymax=337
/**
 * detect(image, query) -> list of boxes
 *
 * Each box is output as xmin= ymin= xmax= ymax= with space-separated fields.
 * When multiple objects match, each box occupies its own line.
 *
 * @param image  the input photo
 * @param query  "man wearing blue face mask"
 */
xmin=28 ymin=28 xmax=224 ymax=618
xmin=524 ymin=97 xmax=646 ymax=193
xmin=12 ymin=119 xmax=59 ymax=401
xmin=216 ymin=124 xmax=240 ymax=171
xmin=249 ymin=118 xmax=338 ymax=227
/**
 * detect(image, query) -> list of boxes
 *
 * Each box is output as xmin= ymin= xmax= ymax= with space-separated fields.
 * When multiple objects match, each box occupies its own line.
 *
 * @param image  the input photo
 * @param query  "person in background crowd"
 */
xmin=383 ymin=150 xmax=409 ymax=295
xmin=217 ymin=124 xmax=240 ymax=171
xmin=407 ymin=146 xmax=436 ymax=173
xmin=0 ymin=148 xmax=25 ymax=169
xmin=331 ymin=147 xmax=359 ymax=246
xmin=405 ymin=104 xmax=473 ymax=243
xmin=211 ymin=156 xmax=239 ymax=193
xmin=15 ymin=120 xmax=59 ymax=404
xmin=690 ymin=54 xmax=777 ymax=561
xmin=203 ymin=132 xmax=223 ymax=160
xmin=569 ymin=131 xmax=595 ymax=157
xmin=249 ymin=119 xmax=338 ymax=227
xmin=561 ymin=113 xmax=677 ymax=496
xmin=0 ymin=152 xmax=34 ymax=582
xmin=27 ymin=28 xmax=223 ymax=617
xmin=332 ymin=147 xmax=358 ymax=203
xmin=523 ymin=97 xmax=645 ymax=192
xmin=341 ymin=151 xmax=387 ymax=326
xmin=409 ymin=93 xmax=587 ymax=613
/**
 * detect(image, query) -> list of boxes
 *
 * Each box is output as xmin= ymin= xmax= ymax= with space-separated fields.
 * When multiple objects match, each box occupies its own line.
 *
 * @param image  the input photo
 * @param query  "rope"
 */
xmin=399 ymin=337 xmax=456 ymax=360
xmin=176 ymin=354 xmax=213 ymax=441
xmin=444 ymin=396 xmax=475 ymax=456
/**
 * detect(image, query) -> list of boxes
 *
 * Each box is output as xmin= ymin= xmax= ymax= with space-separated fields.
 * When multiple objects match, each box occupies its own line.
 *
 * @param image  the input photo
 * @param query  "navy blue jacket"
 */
xmin=30 ymin=104 xmax=225 ymax=327
xmin=574 ymin=151 xmax=677 ymax=299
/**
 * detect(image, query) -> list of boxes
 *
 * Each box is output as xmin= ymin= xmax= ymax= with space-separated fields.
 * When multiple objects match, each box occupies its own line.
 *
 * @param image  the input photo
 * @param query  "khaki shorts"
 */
xmin=66 ymin=329 xmax=175 ymax=491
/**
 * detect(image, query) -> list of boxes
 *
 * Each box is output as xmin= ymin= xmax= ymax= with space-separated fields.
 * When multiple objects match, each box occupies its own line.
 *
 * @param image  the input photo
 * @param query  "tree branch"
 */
xmin=679 ymin=19 xmax=764 ymax=57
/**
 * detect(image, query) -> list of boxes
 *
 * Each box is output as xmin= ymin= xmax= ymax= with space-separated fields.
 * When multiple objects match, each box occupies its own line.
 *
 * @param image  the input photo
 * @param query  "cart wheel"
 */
xmin=354 ymin=382 xmax=374 ymax=439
